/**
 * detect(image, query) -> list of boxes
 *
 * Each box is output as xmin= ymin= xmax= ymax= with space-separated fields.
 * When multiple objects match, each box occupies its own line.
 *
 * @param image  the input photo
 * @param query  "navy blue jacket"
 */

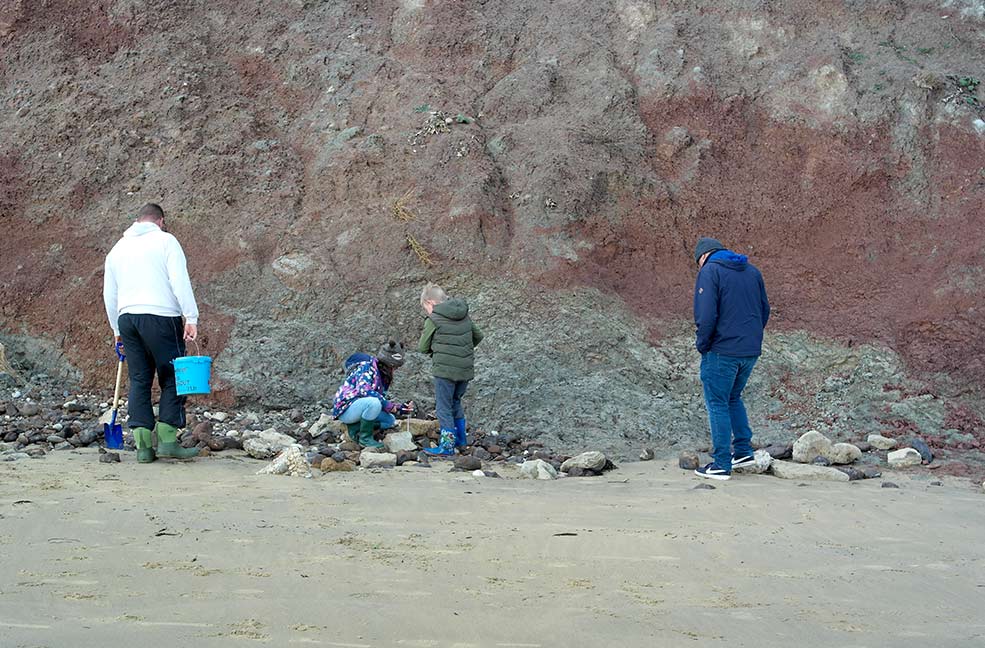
xmin=694 ymin=250 xmax=770 ymax=356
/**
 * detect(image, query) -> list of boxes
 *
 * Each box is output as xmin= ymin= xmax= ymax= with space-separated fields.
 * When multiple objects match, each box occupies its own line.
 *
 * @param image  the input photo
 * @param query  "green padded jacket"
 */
xmin=418 ymin=298 xmax=483 ymax=381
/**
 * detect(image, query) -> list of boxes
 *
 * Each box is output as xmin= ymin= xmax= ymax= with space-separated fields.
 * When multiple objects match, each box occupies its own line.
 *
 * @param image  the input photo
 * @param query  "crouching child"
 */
xmin=418 ymin=284 xmax=483 ymax=456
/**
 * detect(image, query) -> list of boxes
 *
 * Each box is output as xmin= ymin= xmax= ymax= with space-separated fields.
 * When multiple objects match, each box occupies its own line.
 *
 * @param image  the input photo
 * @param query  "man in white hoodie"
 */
xmin=103 ymin=203 xmax=201 ymax=462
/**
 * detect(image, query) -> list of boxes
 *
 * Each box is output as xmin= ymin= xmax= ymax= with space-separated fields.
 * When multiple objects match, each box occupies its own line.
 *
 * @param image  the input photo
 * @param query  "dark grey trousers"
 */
xmin=118 ymin=313 xmax=186 ymax=430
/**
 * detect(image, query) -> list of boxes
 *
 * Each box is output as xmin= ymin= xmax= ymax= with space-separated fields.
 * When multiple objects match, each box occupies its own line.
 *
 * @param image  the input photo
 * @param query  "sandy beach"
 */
xmin=1 ymin=450 xmax=983 ymax=648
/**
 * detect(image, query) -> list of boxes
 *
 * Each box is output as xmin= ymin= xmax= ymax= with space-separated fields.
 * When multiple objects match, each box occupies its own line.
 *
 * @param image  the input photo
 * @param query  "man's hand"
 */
xmin=184 ymin=323 xmax=198 ymax=341
xmin=114 ymin=337 xmax=125 ymax=361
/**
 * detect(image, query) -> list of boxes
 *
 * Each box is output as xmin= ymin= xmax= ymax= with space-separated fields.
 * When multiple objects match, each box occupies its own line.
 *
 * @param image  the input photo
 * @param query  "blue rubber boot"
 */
xmin=423 ymin=429 xmax=456 ymax=457
xmin=454 ymin=418 xmax=467 ymax=449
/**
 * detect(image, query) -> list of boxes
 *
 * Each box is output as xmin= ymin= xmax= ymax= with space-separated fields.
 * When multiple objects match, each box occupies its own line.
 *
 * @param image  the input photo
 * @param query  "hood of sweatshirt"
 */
xmin=432 ymin=298 xmax=469 ymax=321
xmin=123 ymin=222 xmax=162 ymax=238
xmin=708 ymin=249 xmax=749 ymax=271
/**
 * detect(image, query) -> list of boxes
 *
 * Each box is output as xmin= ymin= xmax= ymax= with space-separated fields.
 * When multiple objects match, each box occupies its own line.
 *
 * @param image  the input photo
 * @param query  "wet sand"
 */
xmin=1 ymin=450 xmax=983 ymax=647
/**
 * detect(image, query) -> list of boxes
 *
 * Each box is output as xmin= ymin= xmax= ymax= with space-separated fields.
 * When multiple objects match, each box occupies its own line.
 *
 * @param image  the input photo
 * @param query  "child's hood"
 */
xmin=432 ymin=298 xmax=469 ymax=321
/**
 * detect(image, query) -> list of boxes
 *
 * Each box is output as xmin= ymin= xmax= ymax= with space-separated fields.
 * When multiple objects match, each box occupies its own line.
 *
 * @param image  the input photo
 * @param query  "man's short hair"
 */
xmin=136 ymin=203 xmax=164 ymax=222
xmin=420 ymin=283 xmax=448 ymax=307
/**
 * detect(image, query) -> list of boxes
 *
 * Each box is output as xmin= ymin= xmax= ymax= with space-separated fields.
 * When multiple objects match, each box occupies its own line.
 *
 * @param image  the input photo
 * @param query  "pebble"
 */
xmin=17 ymin=403 xmax=40 ymax=416
xmin=693 ymin=483 xmax=716 ymax=490
xmin=881 ymin=481 xmax=900 ymax=489
xmin=888 ymin=448 xmax=922 ymax=468
xmin=867 ymin=434 xmax=897 ymax=450
xmin=762 ymin=443 xmax=792 ymax=460
xmin=639 ymin=448 xmax=655 ymax=461
xmin=99 ymin=452 xmax=121 ymax=463
xmin=47 ymin=435 xmax=65 ymax=444
xmin=678 ymin=451 xmax=700 ymax=470
xmin=359 ymin=451 xmax=396 ymax=469
xmin=320 ymin=457 xmax=355 ymax=472
xmin=3 ymin=452 xmax=31 ymax=461
xmin=519 ymin=458 xmax=557 ymax=480
xmin=472 ymin=447 xmax=492 ymax=461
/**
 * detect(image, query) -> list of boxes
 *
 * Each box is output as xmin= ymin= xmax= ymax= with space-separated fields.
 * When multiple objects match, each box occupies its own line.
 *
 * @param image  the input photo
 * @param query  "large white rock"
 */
xmin=827 ymin=443 xmax=862 ymax=465
xmin=360 ymin=451 xmax=397 ymax=469
xmin=888 ymin=448 xmax=922 ymax=468
xmin=733 ymin=449 xmax=773 ymax=474
xmin=770 ymin=459 xmax=850 ymax=482
xmin=560 ymin=451 xmax=606 ymax=473
xmin=867 ymin=434 xmax=897 ymax=450
xmin=792 ymin=430 xmax=833 ymax=463
xmin=243 ymin=428 xmax=297 ymax=459
xmin=383 ymin=430 xmax=417 ymax=453
xmin=519 ymin=459 xmax=558 ymax=480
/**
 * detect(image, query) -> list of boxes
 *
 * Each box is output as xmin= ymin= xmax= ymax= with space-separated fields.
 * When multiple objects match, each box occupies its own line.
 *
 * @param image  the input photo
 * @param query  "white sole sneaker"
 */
xmin=694 ymin=468 xmax=731 ymax=481
xmin=731 ymin=456 xmax=755 ymax=469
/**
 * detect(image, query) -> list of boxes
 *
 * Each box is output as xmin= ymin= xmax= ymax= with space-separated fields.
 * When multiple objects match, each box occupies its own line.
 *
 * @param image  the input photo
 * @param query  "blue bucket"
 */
xmin=174 ymin=355 xmax=212 ymax=396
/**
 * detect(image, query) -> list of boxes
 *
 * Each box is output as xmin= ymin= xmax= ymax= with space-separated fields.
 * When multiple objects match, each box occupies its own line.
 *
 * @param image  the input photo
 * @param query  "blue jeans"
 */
xmin=700 ymin=352 xmax=758 ymax=472
xmin=338 ymin=397 xmax=396 ymax=430
xmin=435 ymin=377 xmax=469 ymax=431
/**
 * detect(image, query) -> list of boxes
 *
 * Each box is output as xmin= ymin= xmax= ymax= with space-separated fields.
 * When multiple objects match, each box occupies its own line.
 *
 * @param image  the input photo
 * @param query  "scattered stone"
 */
xmin=454 ymin=455 xmax=482 ymax=471
xmin=307 ymin=413 xmax=336 ymax=438
xmin=678 ymin=451 xmax=700 ymax=470
xmin=734 ymin=449 xmax=772 ymax=474
xmin=198 ymin=447 xmax=211 ymax=457
xmin=858 ymin=464 xmax=882 ymax=479
xmin=403 ymin=418 xmax=440 ymax=438
xmin=867 ymin=434 xmax=897 ymax=450
xmin=692 ymin=483 xmax=716 ymax=490
xmin=639 ymin=448 xmax=655 ymax=461
xmin=208 ymin=411 xmax=229 ymax=422
xmin=243 ymin=429 xmax=298 ymax=459
xmin=792 ymin=430 xmax=833 ymax=463
xmin=3 ymin=452 xmax=31 ymax=461
xmin=908 ymin=437 xmax=933 ymax=464
xmin=24 ymin=446 xmax=45 ymax=458
xmin=483 ymin=470 xmax=501 ymax=478
xmin=46 ymin=434 xmax=65 ymax=444
xmin=383 ymin=430 xmax=417 ymax=453
xmin=835 ymin=466 xmax=864 ymax=480
xmin=222 ymin=435 xmax=244 ymax=450
xmin=762 ymin=443 xmax=793 ymax=460
xmin=855 ymin=441 xmax=872 ymax=453
xmin=812 ymin=456 xmax=831 ymax=466
xmin=566 ymin=466 xmax=599 ymax=477
xmin=561 ymin=451 xmax=606 ymax=473
xmin=65 ymin=401 xmax=89 ymax=413
xmin=308 ymin=453 xmax=327 ymax=467
xmin=289 ymin=408 xmax=304 ymax=423
xmin=827 ymin=443 xmax=862 ymax=465
xmin=882 ymin=481 xmax=900 ymax=489
xmin=339 ymin=441 xmax=361 ymax=452
xmin=487 ymin=444 xmax=502 ymax=455
xmin=192 ymin=421 xmax=213 ymax=442
xmin=888 ymin=448 xmax=922 ymax=468
xmin=99 ymin=452 xmax=121 ymax=463
xmin=359 ymin=451 xmax=397 ymax=469
xmin=519 ymin=459 xmax=557 ymax=480
xmin=770 ymin=460 xmax=850 ymax=482
xmin=472 ymin=447 xmax=492 ymax=461
xmin=54 ymin=442 xmax=72 ymax=450
xmin=331 ymin=451 xmax=347 ymax=463
xmin=320 ymin=457 xmax=355 ymax=472
xmin=395 ymin=450 xmax=418 ymax=466
xmin=17 ymin=402 xmax=40 ymax=416
xmin=930 ymin=481 xmax=942 ymax=486
xmin=471 ymin=469 xmax=485 ymax=477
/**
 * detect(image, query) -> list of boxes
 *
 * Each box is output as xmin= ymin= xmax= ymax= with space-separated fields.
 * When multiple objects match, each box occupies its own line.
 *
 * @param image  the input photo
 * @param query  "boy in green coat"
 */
xmin=418 ymin=283 xmax=483 ymax=456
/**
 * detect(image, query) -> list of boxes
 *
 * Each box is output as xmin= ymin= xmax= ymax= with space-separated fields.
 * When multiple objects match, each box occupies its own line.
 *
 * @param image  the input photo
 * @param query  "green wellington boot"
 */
xmin=356 ymin=417 xmax=384 ymax=449
xmin=155 ymin=422 xmax=200 ymax=460
xmin=133 ymin=427 xmax=157 ymax=463
xmin=345 ymin=423 xmax=361 ymax=443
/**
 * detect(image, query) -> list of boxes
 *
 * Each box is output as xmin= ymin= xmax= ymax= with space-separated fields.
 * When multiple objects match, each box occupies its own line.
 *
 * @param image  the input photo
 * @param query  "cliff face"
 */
xmin=2 ymin=1 xmax=983 ymax=455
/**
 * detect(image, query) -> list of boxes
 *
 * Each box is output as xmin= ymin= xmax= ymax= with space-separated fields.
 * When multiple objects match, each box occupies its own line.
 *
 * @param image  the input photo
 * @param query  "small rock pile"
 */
xmin=677 ymin=428 xmax=939 ymax=482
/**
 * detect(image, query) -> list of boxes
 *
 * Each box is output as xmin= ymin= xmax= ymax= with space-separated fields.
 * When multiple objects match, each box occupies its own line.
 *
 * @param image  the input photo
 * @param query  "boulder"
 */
xmin=561 ymin=451 xmax=606 ymax=473
xmin=792 ymin=430 xmax=833 ymax=463
xmin=733 ymin=449 xmax=772 ymax=474
xmin=519 ymin=459 xmax=558 ymax=480
xmin=762 ymin=443 xmax=793 ymax=460
xmin=867 ymin=434 xmax=897 ymax=450
xmin=908 ymin=437 xmax=933 ymax=464
xmin=770 ymin=459 xmax=850 ymax=482
xmin=887 ymin=448 xmax=922 ymax=468
xmin=403 ymin=418 xmax=440 ymax=438
xmin=827 ymin=443 xmax=862 ymax=465
xmin=383 ymin=430 xmax=417 ymax=453
xmin=243 ymin=429 xmax=297 ymax=459
xmin=359 ymin=451 xmax=397 ymax=469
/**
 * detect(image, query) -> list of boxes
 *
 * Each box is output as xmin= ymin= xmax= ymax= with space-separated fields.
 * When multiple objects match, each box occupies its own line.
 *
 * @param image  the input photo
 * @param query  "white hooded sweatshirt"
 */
xmin=103 ymin=222 xmax=199 ymax=335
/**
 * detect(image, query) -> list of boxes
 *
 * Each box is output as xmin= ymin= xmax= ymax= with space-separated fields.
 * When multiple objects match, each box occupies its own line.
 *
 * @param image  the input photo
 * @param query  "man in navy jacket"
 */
xmin=692 ymin=237 xmax=770 ymax=480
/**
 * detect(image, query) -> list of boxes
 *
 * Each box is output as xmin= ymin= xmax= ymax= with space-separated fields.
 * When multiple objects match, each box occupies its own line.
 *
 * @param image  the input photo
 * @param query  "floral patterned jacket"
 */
xmin=332 ymin=358 xmax=396 ymax=418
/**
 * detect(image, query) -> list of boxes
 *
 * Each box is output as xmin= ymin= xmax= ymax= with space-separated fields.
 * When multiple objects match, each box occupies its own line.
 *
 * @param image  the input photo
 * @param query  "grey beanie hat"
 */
xmin=694 ymin=237 xmax=725 ymax=264
xmin=377 ymin=340 xmax=405 ymax=368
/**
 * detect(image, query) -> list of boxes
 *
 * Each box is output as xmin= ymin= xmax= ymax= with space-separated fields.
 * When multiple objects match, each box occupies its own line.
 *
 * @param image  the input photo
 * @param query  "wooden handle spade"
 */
xmin=111 ymin=357 xmax=124 ymax=415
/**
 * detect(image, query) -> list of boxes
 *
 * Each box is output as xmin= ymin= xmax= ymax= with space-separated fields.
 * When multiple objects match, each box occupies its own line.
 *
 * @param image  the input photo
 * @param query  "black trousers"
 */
xmin=118 ymin=313 xmax=187 ymax=430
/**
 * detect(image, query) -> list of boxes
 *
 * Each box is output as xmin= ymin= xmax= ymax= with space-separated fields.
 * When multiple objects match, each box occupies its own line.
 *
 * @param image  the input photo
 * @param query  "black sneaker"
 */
xmin=731 ymin=454 xmax=755 ymax=469
xmin=694 ymin=462 xmax=731 ymax=481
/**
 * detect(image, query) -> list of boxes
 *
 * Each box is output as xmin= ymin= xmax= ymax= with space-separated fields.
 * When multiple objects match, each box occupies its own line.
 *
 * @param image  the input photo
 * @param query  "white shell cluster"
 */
xmin=256 ymin=444 xmax=312 ymax=478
